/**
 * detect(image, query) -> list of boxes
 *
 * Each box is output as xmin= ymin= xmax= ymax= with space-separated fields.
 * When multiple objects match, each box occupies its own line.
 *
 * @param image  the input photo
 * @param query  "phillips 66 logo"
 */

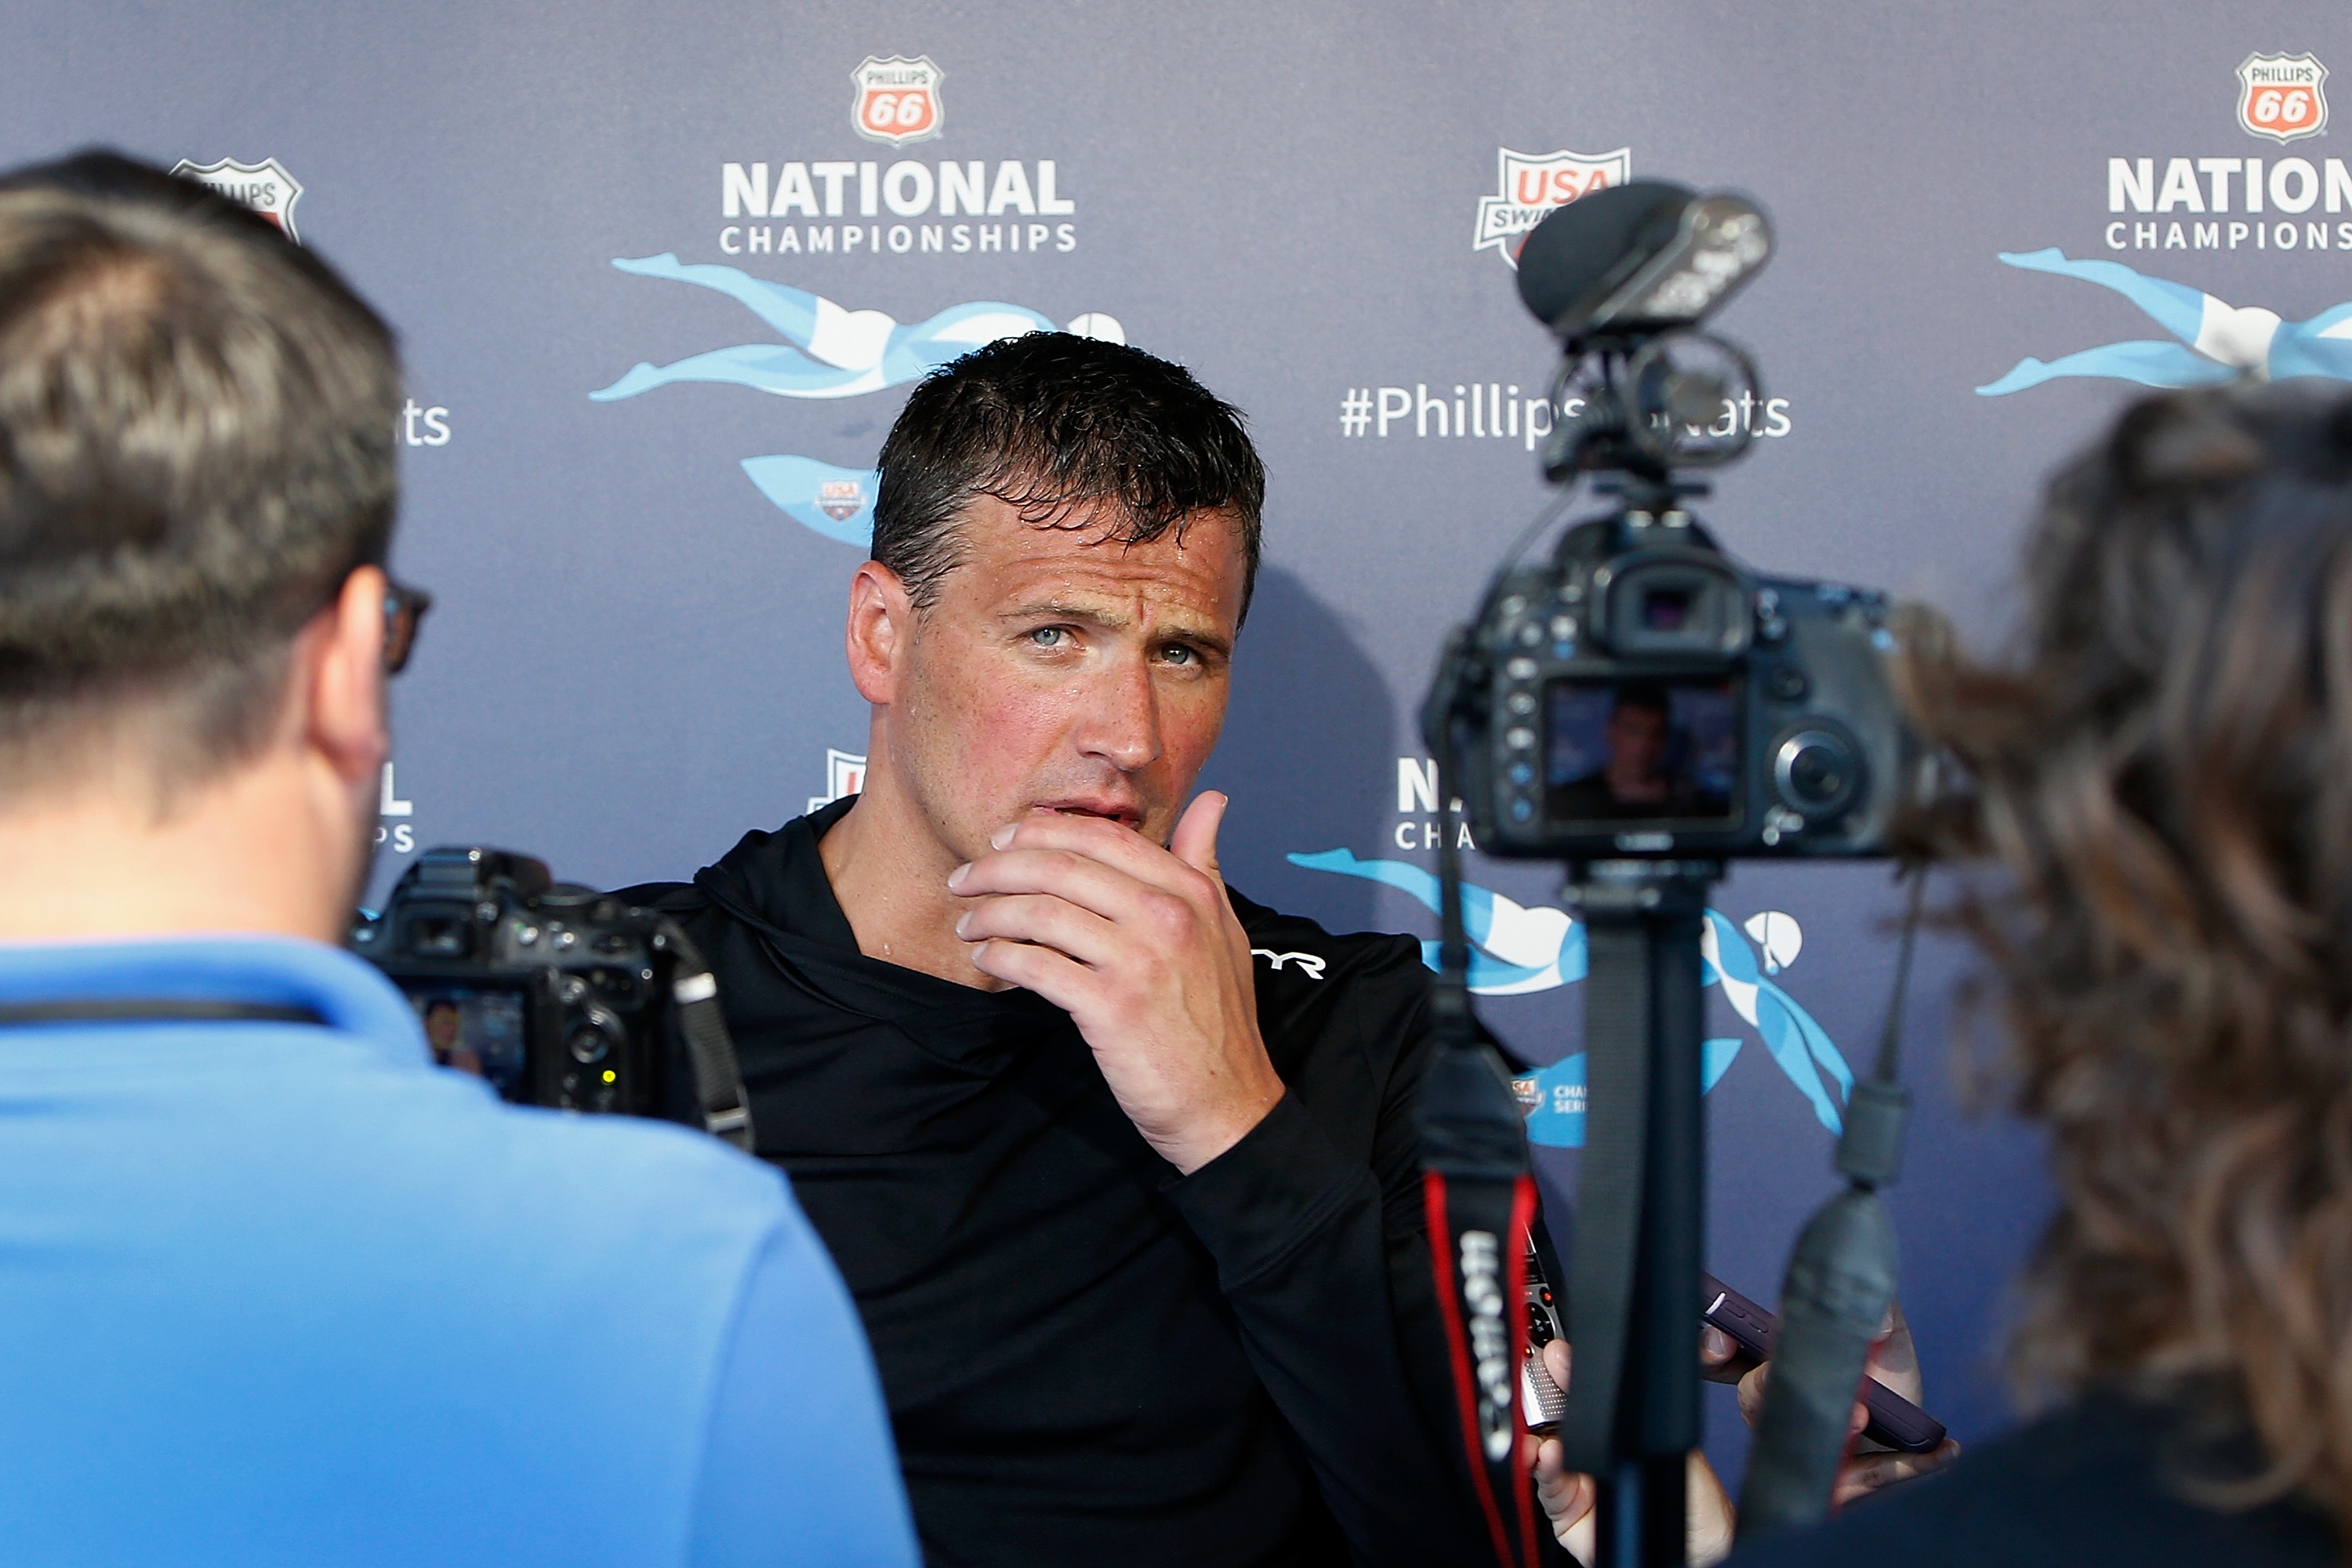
xmin=170 ymin=156 xmax=304 ymax=241
xmin=2238 ymin=52 xmax=2328 ymax=144
xmin=852 ymin=55 xmax=943 ymax=146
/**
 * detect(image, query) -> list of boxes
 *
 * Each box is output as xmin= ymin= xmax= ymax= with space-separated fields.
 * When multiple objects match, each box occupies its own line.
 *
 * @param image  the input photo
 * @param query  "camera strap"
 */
xmin=654 ymin=918 xmax=756 ymax=1152
xmin=1736 ymin=866 xmax=1926 ymax=1538
xmin=0 ymin=1000 xmax=327 ymax=1026
xmin=1420 ymin=654 xmax=1545 ymax=1568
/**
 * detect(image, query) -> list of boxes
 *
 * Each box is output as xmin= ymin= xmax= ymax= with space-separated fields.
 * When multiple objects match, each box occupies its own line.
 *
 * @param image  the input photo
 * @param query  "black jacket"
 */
xmin=1722 ymin=1396 xmax=2337 ymax=1568
xmin=626 ymin=799 xmax=1494 ymax=1566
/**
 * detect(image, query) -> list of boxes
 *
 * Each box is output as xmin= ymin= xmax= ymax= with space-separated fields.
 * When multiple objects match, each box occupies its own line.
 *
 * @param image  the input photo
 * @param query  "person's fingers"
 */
xmin=954 ymin=891 xmax=1118 ymax=966
xmin=1700 ymin=1320 xmax=1755 ymax=1385
xmin=967 ymin=806 xmax=1208 ymax=897
xmin=1532 ymin=1437 xmax=1597 ymax=1560
xmin=1686 ymin=1450 xmax=1737 ymax=1568
xmin=1830 ymin=1438 xmax=1961 ymax=1507
xmin=1544 ymin=1336 xmax=1571 ymax=1395
xmin=1869 ymin=1298 xmax=1926 ymax=1403
xmin=1167 ymin=791 xmax=1228 ymax=881
xmin=1736 ymin=1361 xmax=1769 ymax=1429
xmin=949 ymin=846 xmax=1165 ymax=923
xmin=964 ymin=932 xmax=1102 ymax=1004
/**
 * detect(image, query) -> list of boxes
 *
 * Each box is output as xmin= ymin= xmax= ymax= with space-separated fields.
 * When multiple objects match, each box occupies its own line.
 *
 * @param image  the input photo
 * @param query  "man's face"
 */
xmin=1606 ymin=702 xmax=1671 ymax=779
xmin=884 ymin=493 xmax=1247 ymax=865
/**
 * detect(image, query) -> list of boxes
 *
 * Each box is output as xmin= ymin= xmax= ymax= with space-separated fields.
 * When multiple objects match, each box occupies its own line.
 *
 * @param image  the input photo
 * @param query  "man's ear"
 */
xmin=844 ymin=561 xmax=913 ymax=706
xmin=299 ymin=565 xmax=390 ymax=788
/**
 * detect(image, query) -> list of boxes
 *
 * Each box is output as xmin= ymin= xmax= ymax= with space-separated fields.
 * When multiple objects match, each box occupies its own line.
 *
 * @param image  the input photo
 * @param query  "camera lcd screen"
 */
xmin=1545 ymin=677 xmax=1740 ymax=829
xmin=403 ymin=985 xmax=530 ymax=1102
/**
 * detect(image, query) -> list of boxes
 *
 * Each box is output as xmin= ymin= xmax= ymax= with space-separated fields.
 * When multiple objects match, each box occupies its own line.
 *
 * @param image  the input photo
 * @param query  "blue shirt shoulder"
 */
xmin=0 ymin=935 xmax=916 ymax=1568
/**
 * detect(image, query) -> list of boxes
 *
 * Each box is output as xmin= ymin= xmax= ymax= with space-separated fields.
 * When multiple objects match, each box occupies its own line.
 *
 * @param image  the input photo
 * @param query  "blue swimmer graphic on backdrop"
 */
xmin=593 ymin=253 xmax=1125 ymax=544
xmin=1287 ymin=850 xmax=1852 ymax=1149
xmin=1978 ymin=248 xmax=2352 ymax=395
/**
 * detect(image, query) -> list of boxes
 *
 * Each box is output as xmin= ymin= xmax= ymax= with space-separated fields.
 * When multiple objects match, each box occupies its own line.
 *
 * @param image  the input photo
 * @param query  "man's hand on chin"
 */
xmin=947 ymin=791 xmax=1285 ymax=1174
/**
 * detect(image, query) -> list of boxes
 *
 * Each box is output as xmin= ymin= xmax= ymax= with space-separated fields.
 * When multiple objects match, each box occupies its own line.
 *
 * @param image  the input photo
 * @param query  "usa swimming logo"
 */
xmin=1472 ymin=147 xmax=1630 ymax=269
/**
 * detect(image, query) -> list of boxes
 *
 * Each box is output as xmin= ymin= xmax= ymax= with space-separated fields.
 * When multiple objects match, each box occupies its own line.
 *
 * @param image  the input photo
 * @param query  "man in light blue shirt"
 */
xmin=0 ymin=151 xmax=916 ymax=1568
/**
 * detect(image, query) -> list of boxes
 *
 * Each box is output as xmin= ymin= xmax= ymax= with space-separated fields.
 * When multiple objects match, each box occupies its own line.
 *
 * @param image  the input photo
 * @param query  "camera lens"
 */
xmin=568 ymin=1024 xmax=614 ymax=1065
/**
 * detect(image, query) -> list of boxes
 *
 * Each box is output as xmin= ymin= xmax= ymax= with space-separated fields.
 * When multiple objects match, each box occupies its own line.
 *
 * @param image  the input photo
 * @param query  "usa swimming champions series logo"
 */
xmin=1285 ymin=757 xmax=1857 ymax=1149
xmin=599 ymin=53 xmax=1118 ymax=547
xmin=1983 ymin=50 xmax=2352 ymax=399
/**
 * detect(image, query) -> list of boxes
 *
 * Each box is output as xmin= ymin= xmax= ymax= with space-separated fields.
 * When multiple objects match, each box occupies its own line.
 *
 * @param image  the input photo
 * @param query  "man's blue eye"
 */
xmin=1029 ymin=626 xmax=1068 ymax=648
xmin=1161 ymin=644 xmax=1196 ymax=665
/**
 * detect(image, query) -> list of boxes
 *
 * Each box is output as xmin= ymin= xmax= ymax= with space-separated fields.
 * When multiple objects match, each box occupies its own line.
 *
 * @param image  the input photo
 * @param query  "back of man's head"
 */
xmin=0 ymin=150 xmax=399 ymax=807
xmin=870 ymin=331 xmax=1266 ymax=621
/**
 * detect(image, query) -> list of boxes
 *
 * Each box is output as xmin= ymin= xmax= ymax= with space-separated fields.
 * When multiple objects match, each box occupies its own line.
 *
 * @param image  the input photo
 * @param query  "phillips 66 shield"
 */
xmin=852 ymin=55 xmax=943 ymax=146
xmin=2237 ymin=52 xmax=2328 ymax=144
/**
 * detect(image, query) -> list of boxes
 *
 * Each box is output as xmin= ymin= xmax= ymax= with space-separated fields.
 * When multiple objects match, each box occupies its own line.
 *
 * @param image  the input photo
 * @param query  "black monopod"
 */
xmin=1417 ymin=181 xmax=1928 ymax=1566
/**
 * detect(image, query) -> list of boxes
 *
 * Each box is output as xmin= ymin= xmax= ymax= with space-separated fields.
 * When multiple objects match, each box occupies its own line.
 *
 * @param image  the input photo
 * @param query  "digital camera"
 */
xmin=1456 ymin=514 xmax=1916 ymax=862
xmin=1434 ymin=179 xmax=1922 ymax=863
xmin=350 ymin=847 xmax=753 ymax=1147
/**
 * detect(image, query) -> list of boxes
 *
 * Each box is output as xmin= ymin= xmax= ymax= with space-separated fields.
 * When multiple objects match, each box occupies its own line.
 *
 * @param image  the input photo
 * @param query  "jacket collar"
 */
xmin=695 ymin=800 xmax=1070 ymax=1063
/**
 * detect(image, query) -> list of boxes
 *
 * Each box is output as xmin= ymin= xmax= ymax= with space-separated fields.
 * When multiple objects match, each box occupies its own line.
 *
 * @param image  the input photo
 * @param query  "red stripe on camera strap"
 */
xmin=1424 ymin=1168 xmax=1543 ymax=1568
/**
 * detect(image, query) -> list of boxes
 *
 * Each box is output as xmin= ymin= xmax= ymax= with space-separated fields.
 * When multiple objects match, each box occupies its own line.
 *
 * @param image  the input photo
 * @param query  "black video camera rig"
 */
xmin=1417 ymin=181 xmax=1933 ymax=1567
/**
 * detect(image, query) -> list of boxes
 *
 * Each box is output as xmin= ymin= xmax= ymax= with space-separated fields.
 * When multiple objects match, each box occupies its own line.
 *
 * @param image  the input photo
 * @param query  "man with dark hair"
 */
xmin=1548 ymin=683 xmax=1731 ymax=822
xmin=633 ymin=332 xmax=1496 ymax=1566
xmin=0 ymin=151 xmax=915 ymax=1567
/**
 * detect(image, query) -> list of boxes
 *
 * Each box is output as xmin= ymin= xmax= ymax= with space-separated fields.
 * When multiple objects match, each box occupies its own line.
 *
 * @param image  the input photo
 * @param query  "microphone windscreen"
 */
xmin=1515 ymin=180 xmax=1696 ymax=332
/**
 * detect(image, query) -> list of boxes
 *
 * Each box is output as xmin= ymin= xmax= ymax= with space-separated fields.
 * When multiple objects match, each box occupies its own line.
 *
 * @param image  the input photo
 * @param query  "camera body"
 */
xmin=1457 ymin=511 xmax=1915 ymax=862
xmin=351 ymin=847 xmax=684 ymax=1117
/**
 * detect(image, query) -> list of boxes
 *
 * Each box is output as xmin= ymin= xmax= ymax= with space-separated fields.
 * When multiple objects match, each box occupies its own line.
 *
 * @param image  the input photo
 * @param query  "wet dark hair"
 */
xmin=870 ymin=332 xmax=1265 ymax=620
xmin=0 ymin=148 xmax=399 ymax=798
xmin=1907 ymin=380 xmax=2352 ymax=1539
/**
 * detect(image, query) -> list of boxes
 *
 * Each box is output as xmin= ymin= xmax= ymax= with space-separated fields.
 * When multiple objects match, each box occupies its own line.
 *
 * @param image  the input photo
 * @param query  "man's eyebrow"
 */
xmin=1000 ymin=600 xmax=1233 ymax=657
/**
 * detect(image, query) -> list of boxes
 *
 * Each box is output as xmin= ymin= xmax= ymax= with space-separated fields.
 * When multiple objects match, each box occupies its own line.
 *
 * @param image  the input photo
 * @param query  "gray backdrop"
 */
xmin=10 ymin=0 xmax=2341 ymax=1490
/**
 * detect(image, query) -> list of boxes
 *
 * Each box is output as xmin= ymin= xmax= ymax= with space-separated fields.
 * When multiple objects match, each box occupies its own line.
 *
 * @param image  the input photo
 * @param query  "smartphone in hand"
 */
xmin=1700 ymin=1273 xmax=1947 ymax=1453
